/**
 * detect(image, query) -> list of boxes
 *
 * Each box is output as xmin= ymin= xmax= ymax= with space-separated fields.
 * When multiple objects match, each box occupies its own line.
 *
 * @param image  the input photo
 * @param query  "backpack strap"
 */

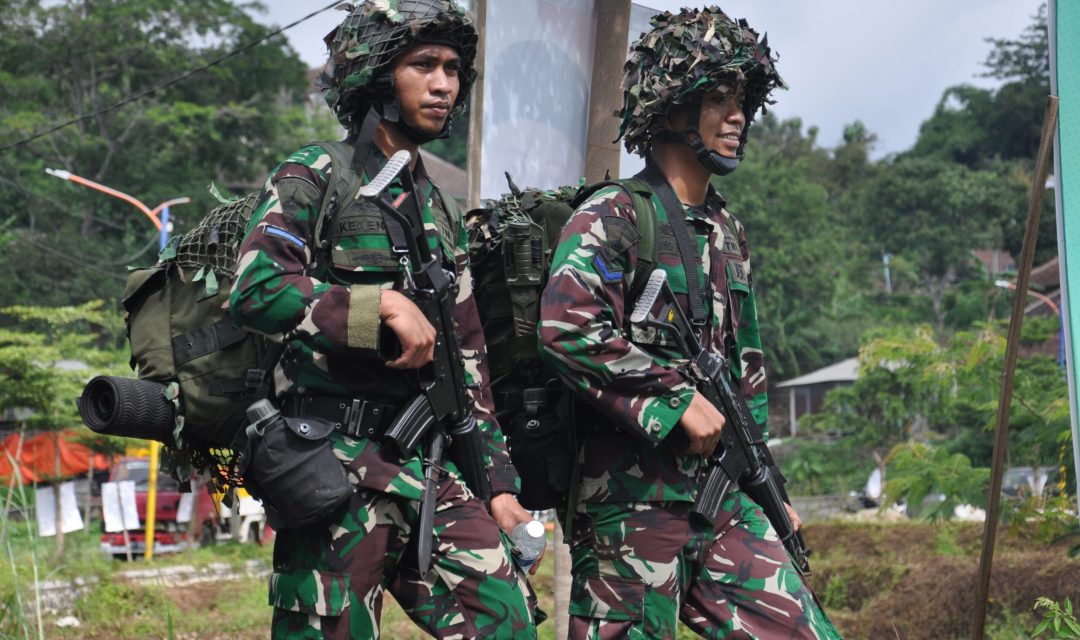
xmin=251 ymin=136 xmax=373 ymax=402
xmin=616 ymin=177 xmax=658 ymax=299
xmin=310 ymin=139 xmax=366 ymax=275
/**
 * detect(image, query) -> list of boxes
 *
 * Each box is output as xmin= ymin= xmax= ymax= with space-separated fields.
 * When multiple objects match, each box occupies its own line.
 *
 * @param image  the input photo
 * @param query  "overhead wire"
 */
xmin=0 ymin=0 xmax=341 ymax=152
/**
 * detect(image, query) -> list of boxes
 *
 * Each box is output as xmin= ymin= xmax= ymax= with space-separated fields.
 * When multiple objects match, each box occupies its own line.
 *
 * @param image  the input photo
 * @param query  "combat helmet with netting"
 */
xmin=617 ymin=6 xmax=784 ymax=174
xmin=322 ymin=0 xmax=478 ymax=140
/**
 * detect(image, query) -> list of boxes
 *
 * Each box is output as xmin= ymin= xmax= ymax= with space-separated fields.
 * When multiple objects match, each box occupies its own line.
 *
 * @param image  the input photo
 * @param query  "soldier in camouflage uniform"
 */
xmin=538 ymin=7 xmax=842 ymax=639
xmin=229 ymin=2 xmax=539 ymax=638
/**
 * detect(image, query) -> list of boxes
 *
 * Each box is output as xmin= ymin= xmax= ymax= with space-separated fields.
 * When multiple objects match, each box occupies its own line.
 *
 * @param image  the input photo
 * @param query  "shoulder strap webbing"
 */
xmin=312 ymin=140 xmax=363 ymax=266
xmin=616 ymin=177 xmax=657 ymax=297
xmin=636 ymin=162 xmax=707 ymax=327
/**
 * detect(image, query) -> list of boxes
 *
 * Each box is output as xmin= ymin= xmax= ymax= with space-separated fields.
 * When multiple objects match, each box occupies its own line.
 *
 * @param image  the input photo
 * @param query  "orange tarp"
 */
xmin=0 ymin=430 xmax=112 ymax=484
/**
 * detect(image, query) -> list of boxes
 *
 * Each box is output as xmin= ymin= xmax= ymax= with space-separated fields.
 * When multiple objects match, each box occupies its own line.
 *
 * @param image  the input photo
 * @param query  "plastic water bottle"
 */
xmin=509 ymin=520 xmax=546 ymax=571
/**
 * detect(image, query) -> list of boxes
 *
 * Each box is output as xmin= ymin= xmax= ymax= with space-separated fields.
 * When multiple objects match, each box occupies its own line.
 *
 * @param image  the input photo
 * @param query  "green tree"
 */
xmin=0 ymin=0 xmax=330 ymax=307
xmin=719 ymin=115 xmax=873 ymax=381
xmin=0 ymin=302 xmax=128 ymax=558
xmin=911 ymin=3 xmax=1049 ymax=167
xmin=808 ymin=321 xmax=1071 ymax=514
xmin=859 ymin=157 xmax=1028 ymax=332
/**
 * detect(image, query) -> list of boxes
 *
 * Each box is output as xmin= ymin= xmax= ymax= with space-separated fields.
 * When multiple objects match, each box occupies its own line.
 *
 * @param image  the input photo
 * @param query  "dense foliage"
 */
xmin=0 ymin=0 xmax=337 ymax=307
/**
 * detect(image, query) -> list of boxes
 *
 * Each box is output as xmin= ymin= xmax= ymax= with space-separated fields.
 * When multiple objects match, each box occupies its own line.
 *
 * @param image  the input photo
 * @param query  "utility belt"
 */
xmin=282 ymin=395 xmax=402 ymax=440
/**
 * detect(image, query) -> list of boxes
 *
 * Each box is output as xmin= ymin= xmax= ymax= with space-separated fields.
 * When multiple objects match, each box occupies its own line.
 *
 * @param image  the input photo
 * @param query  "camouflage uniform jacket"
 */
xmin=230 ymin=142 xmax=519 ymax=500
xmin=538 ymin=184 xmax=767 ymax=503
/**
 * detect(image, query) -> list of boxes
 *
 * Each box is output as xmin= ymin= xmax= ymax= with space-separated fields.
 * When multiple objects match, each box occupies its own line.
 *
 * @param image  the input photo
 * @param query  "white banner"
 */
xmin=101 ymin=480 xmax=140 ymax=533
xmin=480 ymin=0 xmax=597 ymax=197
xmin=35 ymin=482 xmax=84 ymax=537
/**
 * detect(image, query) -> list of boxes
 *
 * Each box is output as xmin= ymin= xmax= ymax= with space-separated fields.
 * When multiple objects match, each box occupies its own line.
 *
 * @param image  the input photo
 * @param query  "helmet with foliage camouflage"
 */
xmin=322 ymin=0 xmax=478 ymax=135
xmin=617 ymin=6 xmax=784 ymax=173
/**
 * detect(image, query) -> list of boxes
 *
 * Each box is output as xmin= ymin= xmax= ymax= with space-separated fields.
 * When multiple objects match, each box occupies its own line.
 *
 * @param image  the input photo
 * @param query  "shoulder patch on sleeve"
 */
xmin=593 ymin=253 xmax=624 ymax=284
xmin=263 ymin=225 xmax=307 ymax=249
xmin=601 ymin=215 xmax=641 ymax=256
xmin=274 ymin=176 xmax=322 ymax=217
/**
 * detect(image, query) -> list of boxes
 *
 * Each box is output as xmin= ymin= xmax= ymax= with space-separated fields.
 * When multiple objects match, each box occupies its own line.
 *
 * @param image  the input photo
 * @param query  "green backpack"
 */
xmin=82 ymin=141 xmax=365 ymax=477
xmin=466 ymin=175 xmax=659 ymax=509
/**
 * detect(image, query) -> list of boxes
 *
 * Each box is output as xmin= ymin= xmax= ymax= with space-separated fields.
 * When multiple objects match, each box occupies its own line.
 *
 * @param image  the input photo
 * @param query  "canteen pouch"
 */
xmin=238 ymin=407 xmax=352 ymax=529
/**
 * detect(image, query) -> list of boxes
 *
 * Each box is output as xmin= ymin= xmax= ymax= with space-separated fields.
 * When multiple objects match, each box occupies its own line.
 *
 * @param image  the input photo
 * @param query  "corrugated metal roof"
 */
xmin=776 ymin=357 xmax=859 ymax=388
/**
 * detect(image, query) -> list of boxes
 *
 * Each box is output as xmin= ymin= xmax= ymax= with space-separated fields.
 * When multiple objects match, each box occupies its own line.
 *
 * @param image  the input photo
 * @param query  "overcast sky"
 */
xmin=254 ymin=0 xmax=1044 ymax=158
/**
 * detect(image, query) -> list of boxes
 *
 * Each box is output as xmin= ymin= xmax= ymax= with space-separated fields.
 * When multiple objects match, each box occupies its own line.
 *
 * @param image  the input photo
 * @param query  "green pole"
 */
xmin=1050 ymin=0 xmax=1080 ymax=521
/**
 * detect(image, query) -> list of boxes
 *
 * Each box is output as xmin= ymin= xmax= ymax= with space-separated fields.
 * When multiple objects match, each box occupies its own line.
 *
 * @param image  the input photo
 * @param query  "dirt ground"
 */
xmin=804 ymin=521 xmax=1080 ymax=639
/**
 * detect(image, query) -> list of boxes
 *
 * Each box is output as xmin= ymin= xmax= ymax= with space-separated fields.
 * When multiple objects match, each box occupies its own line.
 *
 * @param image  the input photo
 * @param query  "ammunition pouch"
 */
xmin=235 ymin=410 xmax=352 ymax=530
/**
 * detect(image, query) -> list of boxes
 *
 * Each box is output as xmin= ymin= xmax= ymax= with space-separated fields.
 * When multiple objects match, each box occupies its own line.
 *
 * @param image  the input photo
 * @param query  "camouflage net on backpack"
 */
xmin=172 ymin=191 xmax=260 ymax=278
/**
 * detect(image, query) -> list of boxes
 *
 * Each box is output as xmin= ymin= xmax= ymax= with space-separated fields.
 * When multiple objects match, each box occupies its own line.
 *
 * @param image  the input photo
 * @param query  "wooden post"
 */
xmin=971 ymin=96 xmax=1059 ymax=640
xmin=466 ymin=0 xmax=487 ymax=210
xmin=553 ymin=518 xmax=572 ymax=639
xmin=583 ymin=0 xmax=631 ymax=183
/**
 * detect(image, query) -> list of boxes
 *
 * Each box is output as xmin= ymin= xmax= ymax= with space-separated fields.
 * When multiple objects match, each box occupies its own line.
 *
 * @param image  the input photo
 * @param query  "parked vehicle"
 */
xmin=100 ymin=457 xmax=221 ymax=557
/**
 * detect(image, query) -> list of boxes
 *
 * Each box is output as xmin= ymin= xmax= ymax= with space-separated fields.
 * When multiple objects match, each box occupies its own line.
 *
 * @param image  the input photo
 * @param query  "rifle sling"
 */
xmin=637 ymin=162 xmax=707 ymax=327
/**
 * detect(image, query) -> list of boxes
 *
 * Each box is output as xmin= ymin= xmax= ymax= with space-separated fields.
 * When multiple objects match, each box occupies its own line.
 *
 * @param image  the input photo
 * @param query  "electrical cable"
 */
xmin=0 ymin=0 xmax=341 ymax=152
xmin=16 ymin=236 xmax=127 ymax=282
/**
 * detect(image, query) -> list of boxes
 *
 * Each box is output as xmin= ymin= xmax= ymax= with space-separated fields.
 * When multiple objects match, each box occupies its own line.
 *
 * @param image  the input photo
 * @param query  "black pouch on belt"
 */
xmin=508 ymin=388 xmax=571 ymax=510
xmin=237 ymin=399 xmax=352 ymax=529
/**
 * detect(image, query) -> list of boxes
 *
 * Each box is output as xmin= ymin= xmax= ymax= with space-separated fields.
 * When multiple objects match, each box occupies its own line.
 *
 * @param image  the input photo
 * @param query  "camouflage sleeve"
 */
xmin=731 ymin=215 xmax=769 ymax=435
xmin=448 ymin=196 xmax=520 ymax=494
xmin=229 ymin=146 xmax=384 ymax=356
xmin=538 ymin=187 xmax=696 ymax=447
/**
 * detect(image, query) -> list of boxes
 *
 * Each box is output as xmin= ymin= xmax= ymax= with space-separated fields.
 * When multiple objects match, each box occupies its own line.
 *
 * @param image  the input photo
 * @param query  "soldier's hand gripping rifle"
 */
xmin=358 ymin=151 xmax=492 ymax=575
xmin=630 ymin=269 xmax=811 ymax=574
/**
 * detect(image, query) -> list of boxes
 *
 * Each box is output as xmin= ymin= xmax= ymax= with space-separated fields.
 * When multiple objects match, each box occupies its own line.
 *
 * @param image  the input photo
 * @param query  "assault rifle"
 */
xmin=358 ymin=151 xmax=492 ymax=575
xmin=630 ymin=269 xmax=811 ymax=574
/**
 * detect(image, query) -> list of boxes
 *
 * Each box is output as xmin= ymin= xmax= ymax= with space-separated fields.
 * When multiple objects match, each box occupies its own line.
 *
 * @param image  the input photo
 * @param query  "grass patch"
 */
xmin=8 ymin=518 xmax=1080 ymax=639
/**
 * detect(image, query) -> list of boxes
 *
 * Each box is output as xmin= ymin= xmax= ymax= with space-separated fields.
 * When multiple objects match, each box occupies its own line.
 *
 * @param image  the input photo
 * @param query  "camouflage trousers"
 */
xmin=565 ymin=493 xmax=842 ymax=639
xmin=269 ymin=475 xmax=539 ymax=639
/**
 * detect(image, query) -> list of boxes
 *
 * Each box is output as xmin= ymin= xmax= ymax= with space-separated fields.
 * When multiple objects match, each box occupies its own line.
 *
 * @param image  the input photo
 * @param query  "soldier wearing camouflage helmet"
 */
xmin=539 ymin=6 xmax=842 ymax=638
xmin=229 ymin=1 xmax=541 ymax=637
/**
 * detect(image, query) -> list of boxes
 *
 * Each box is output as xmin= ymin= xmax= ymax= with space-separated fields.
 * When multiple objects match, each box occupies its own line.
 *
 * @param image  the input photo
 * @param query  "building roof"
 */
xmin=420 ymin=150 xmax=467 ymax=201
xmin=776 ymin=357 xmax=859 ymax=388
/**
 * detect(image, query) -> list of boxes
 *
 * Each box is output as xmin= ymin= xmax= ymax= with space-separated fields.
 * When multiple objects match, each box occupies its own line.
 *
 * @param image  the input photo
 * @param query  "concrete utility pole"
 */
xmin=466 ymin=0 xmax=487 ymax=210
xmin=583 ymin=0 xmax=632 ymax=183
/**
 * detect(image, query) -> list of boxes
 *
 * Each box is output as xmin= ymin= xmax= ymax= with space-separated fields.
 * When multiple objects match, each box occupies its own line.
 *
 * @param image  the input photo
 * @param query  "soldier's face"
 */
xmin=392 ymin=44 xmax=462 ymax=136
xmin=669 ymin=84 xmax=746 ymax=158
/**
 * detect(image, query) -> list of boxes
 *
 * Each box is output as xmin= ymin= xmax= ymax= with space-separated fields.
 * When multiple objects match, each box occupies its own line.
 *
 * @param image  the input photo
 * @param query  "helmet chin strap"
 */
xmin=659 ymin=101 xmax=742 ymax=176
xmin=365 ymin=72 xmax=453 ymax=145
